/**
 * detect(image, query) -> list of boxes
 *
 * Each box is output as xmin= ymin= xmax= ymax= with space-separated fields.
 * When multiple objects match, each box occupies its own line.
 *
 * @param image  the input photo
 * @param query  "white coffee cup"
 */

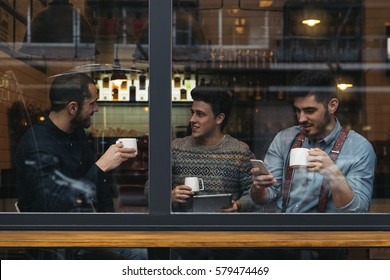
xmin=185 ymin=177 xmax=205 ymax=192
xmin=116 ymin=138 xmax=138 ymax=155
xmin=289 ymin=148 xmax=309 ymax=168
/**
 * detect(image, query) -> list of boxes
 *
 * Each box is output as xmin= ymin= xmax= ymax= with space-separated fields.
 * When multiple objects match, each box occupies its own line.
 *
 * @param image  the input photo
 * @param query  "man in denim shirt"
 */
xmin=251 ymin=70 xmax=376 ymax=213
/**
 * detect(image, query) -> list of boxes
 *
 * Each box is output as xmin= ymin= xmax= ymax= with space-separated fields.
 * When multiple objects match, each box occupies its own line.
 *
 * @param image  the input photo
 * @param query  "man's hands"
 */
xmin=250 ymin=148 xmax=351 ymax=207
xmin=96 ymin=142 xmax=137 ymax=172
xmin=307 ymin=148 xmax=354 ymax=208
xmin=251 ymin=168 xmax=275 ymax=205
xmin=220 ymin=200 xmax=239 ymax=212
xmin=172 ymin=185 xmax=193 ymax=203
xmin=251 ymin=148 xmax=339 ymax=190
xmin=306 ymin=148 xmax=339 ymax=178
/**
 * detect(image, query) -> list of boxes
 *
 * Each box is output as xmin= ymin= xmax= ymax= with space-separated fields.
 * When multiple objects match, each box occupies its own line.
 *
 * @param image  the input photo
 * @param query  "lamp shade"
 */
xmin=111 ymin=71 xmax=127 ymax=87
xmin=20 ymin=0 xmax=96 ymax=59
xmin=111 ymin=71 xmax=127 ymax=80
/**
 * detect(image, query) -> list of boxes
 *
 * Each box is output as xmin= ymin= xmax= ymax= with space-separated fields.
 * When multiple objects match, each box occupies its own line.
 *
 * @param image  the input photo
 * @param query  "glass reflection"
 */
xmin=170 ymin=0 xmax=388 ymax=214
xmin=0 ymin=0 xmax=149 ymax=213
xmin=0 ymin=0 xmax=390 ymax=215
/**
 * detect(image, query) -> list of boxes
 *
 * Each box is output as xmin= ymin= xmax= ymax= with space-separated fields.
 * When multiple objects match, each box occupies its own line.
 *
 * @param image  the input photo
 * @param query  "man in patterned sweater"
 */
xmin=171 ymin=85 xmax=256 ymax=212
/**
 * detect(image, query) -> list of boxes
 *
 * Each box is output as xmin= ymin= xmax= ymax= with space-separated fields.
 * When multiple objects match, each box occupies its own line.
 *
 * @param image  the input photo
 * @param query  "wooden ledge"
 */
xmin=0 ymin=231 xmax=390 ymax=248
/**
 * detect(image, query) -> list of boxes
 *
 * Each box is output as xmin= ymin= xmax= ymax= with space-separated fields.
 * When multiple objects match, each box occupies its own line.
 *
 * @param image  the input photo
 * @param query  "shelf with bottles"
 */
xmin=94 ymin=66 xmax=295 ymax=105
xmin=93 ymin=67 xmax=149 ymax=103
xmin=284 ymin=37 xmax=361 ymax=62
xmin=283 ymin=0 xmax=362 ymax=63
xmin=93 ymin=67 xmax=198 ymax=103
xmin=198 ymin=47 xmax=280 ymax=71
xmin=171 ymin=65 xmax=197 ymax=102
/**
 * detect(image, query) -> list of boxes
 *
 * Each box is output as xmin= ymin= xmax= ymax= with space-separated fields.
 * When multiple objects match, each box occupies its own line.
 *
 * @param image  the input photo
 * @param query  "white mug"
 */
xmin=289 ymin=148 xmax=309 ymax=168
xmin=116 ymin=138 xmax=138 ymax=155
xmin=185 ymin=177 xmax=205 ymax=192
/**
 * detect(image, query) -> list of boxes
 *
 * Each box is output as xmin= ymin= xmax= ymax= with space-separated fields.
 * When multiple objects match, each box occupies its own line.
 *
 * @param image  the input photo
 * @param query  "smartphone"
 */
xmin=250 ymin=159 xmax=270 ymax=175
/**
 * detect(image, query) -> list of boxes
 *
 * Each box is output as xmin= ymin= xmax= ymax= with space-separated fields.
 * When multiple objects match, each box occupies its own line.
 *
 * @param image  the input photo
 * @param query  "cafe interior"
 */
xmin=0 ymin=0 xmax=390 ymax=259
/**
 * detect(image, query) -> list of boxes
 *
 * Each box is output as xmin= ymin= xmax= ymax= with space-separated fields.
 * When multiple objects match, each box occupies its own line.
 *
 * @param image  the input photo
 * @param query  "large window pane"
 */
xmin=0 ymin=0 xmax=389 ymax=233
xmin=170 ymin=0 xmax=389 ymax=214
xmin=0 ymin=0 xmax=149 ymax=213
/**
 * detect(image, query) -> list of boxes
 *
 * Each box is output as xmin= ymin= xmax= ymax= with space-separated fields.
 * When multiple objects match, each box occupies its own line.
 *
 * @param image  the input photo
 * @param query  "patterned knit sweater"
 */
xmin=172 ymin=134 xmax=256 ymax=212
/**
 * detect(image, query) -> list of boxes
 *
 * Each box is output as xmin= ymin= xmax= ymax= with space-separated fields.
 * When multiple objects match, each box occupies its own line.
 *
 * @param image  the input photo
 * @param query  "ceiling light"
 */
xmin=337 ymin=83 xmax=353 ymax=91
xmin=259 ymin=0 xmax=273 ymax=8
xmin=231 ymin=5 xmax=239 ymax=14
xmin=302 ymin=19 xmax=321 ymax=27
xmin=235 ymin=26 xmax=244 ymax=34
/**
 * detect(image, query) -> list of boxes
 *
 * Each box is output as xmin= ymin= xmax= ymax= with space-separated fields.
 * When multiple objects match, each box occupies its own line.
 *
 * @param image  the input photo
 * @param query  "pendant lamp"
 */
xmin=20 ymin=0 xmax=96 ymax=59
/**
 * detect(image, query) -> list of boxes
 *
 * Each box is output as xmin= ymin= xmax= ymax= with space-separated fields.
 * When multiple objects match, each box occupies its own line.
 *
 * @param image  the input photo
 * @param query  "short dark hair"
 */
xmin=190 ymin=85 xmax=233 ymax=131
xmin=49 ymin=73 xmax=96 ymax=112
xmin=290 ymin=70 xmax=338 ymax=105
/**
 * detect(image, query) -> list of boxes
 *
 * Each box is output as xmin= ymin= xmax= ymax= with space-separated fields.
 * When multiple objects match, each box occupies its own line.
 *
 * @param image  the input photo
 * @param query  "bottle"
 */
xmin=180 ymin=89 xmax=187 ymax=100
xmin=218 ymin=48 xmax=225 ymax=69
xmin=119 ymin=80 xmax=129 ymax=101
xmin=112 ymin=87 xmax=118 ymax=101
xmin=185 ymin=77 xmax=192 ymax=91
xmin=245 ymin=49 xmax=251 ymax=68
xmin=129 ymin=80 xmax=136 ymax=102
xmin=253 ymin=49 xmax=260 ymax=68
xmin=102 ymin=77 xmax=110 ymax=88
xmin=174 ymin=71 xmax=181 ymax=88
xmin=121 ymin=80 xmax=127 ymax=90
xmin=277 ymin=91 xmax=285 ymax=100
xmin=139 ymin=71 xmax=146 ymax=90
xmin=261 ymin=50 xmax=267 ymax=68
xmin=210 ymin=48 xmax=217 ymax=68
xmin=236 ymin=49 xmax=242 ymax=68
xmin=269 ymin=50 xmax=274 ymax=65
xmin=183 ymin=65 xmax=192 ymax=90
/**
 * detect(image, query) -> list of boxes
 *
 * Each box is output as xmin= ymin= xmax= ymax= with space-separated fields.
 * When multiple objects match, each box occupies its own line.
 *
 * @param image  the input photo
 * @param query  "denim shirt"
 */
xmin=263 ymin=120 xmax=376 ymax=213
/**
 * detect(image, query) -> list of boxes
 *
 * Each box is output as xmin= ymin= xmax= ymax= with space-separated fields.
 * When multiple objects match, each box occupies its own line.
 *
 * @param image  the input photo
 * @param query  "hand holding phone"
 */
xmin=250 ymin=159 xmax=270 ymax=175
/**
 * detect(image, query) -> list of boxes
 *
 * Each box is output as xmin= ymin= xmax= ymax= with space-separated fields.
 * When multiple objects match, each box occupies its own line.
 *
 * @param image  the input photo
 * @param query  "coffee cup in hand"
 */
xmin=289 ymin=148 xmax=309 ymax=169
xmin=116 ymin=138 xmax=138 ymax=155
xmin=185 ymin=177 xmax=204 ymax=192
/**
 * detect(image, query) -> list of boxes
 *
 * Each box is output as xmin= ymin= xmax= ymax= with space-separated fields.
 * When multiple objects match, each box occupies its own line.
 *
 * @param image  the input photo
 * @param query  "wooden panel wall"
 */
xmin=0 ymin=51 xmax=48 ymax=169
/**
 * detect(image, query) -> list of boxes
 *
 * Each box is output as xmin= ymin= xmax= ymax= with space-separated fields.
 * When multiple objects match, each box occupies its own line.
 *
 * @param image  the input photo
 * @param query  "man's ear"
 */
xmin=67 ymin=101 xmax=78 ymax=116
xmin=216 ymin=113 xmax=225 ymax=125
xmin=328 ymin=98 xmax=339 ymax=114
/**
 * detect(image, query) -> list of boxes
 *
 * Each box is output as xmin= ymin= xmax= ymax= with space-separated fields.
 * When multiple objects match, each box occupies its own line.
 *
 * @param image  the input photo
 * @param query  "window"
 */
xmin=0 ymin=0 xmax=389 ymax=231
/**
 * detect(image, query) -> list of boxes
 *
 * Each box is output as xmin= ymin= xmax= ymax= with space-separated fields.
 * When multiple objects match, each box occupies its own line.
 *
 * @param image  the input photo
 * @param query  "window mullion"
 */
xmin=148 ymin=0 xmax=172 ymax=215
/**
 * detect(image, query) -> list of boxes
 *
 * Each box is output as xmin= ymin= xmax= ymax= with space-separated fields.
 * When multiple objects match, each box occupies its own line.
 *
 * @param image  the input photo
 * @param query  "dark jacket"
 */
xmin=14 ymin=116 xmax=114 ymax=212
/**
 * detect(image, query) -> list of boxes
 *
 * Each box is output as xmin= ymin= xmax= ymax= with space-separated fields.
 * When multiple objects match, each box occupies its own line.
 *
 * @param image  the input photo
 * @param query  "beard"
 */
xmin=71 ymin=110 xmax=92 ymax=129
xmin=304 ymin=110 xmax=332 ymax=141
